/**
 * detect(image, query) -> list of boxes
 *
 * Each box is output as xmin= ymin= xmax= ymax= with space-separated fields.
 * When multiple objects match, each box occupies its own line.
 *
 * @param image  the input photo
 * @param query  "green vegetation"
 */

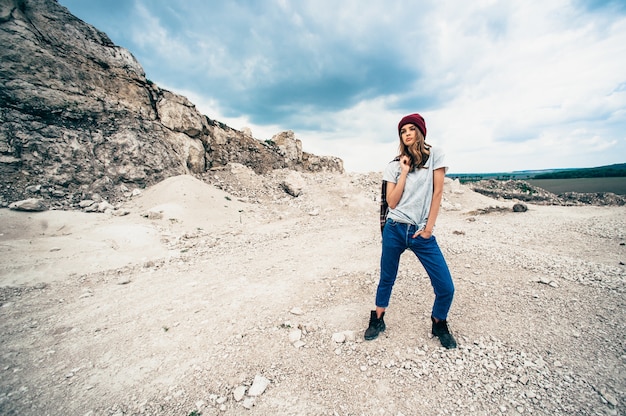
xmin=517 ymin=182 xmax=535 ymax=194
xmin=448 ymin=172 xmax=535 ymax=183
xmin=532 ymin=163 xmax=626 ymax=179
xmin=448 ymin=163 xmax=626 ymax=183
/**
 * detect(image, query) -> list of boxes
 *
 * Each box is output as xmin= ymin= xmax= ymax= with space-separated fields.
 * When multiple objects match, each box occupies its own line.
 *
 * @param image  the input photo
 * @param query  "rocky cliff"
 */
xmin=0 ymin=0 xmax=343 ymax=209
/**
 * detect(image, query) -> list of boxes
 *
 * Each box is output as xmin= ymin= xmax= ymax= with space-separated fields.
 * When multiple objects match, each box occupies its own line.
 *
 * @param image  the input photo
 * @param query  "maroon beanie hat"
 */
xmin=398 ymin=113 xmax=427 ymax=138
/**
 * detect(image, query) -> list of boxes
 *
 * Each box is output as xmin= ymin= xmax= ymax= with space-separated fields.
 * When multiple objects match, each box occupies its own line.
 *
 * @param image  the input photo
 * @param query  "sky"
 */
xmin=57 ymin=0 xmax=626 ymax=173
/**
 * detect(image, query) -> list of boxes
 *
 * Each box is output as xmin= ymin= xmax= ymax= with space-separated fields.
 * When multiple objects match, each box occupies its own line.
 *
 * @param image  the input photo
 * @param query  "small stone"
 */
xmin=9 ymin=198 xmax=47 ymax=212
xmin=248 ymin=374 xmax=270 ymax=396
xmin=332 ymin=332 xmax=346 ymax=343
xmin=242 ymin=397 xmax=255 ymax=409
xmin=117 ymin=277 xmax=131 ymax=285
xmin=233 ymin=385 xmax=246 ymax=402
xmin=513 ymin=203 xmax=528 ymax=212
xmin=146 ymin=210 xmax=163 ymax=220
xmin=289 ymin=329 xmax=302 ymax=343
xmin=600 ymin=389 xmax=618 ymax=407
xmin=97 ymin=201 xmax=114 ymax=212
xmin=290 ymin=307 xmax=304 ymax=315
xmin=342 ymin=330 xmax=356 ymax=342
xmin=79 ymin=290 xmax=93 ymax=299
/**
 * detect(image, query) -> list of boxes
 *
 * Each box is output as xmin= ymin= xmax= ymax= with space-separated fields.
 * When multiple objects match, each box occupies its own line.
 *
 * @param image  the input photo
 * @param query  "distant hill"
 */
xmin=448 ymin=163 xmax=626 ymax=183
xmin=531 ymin=163 xmax=626 ymax=179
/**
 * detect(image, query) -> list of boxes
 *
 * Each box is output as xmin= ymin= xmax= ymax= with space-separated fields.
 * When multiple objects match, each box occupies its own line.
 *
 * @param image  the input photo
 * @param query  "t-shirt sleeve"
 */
xmin=382 ymin=161 xmax=399 ymax=183
xmin=432 ymin=147 xmax=448 ymax=173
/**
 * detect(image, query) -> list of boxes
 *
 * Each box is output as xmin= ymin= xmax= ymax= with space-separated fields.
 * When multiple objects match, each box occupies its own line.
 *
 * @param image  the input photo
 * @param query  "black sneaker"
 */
xmin=431 ymin=317 xmax=457 ymax=349
xmin=364 ymin=310 xmax=386 ymax=340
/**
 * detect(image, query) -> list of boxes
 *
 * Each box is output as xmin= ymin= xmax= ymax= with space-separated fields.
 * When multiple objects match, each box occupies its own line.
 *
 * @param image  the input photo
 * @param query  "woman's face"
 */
xmin=400 ymin=124 xmax=419 ymax=147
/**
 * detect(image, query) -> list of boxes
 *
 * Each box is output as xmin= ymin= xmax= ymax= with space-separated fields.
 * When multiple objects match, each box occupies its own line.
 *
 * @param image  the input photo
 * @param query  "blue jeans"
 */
xmin=376 ymin=219 xmax=455 ymax=321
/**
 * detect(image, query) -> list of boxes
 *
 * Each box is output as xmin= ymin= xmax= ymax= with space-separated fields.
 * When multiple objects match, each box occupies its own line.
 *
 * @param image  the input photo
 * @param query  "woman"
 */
xmin=364 ymin=113 xmax=457 ymax=349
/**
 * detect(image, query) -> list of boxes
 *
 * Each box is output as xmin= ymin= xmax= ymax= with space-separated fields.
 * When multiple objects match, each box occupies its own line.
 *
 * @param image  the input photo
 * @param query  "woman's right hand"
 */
xmin=399 ymin=155 xmax=412 ymax=173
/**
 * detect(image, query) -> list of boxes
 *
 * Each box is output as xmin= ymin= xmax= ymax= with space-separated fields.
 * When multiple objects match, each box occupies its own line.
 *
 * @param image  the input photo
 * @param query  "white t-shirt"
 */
xmin=382 ymin=146 xmax=448 ymax=228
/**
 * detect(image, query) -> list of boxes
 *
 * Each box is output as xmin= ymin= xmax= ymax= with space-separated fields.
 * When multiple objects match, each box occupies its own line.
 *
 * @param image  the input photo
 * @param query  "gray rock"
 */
xmin=289 ymin=307 xmax=304 ymax=315
xmin=289 ymin=329 xmax=302 ymax=343
xmin=248 ymin=374 xmax=270 ymax=396
xmin=242 ymin=397 xmax=255 ymax=409
xmin=513 ymin=202 xmax=528 ymax=212
xmin=79 ymin=200 xmax=95 ymax=208
xmin=281 ymin=171 xmax=306 ymax=197
xmin=233 ymin=385 xmax=246 ymax=402
xmin=8 ymin=198 xmax=47 ymax=211
xmin=469 ymin=180 xmax=625 ymax=206
xmin=97 ymin=201 xmax=114 ymax=212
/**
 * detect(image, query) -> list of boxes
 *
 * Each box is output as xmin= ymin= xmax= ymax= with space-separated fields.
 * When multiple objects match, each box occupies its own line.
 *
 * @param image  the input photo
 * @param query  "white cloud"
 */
xmin=59 ymin=0 xmax=626 ymax=173
xmin=405 ymin=0 xmax=626 ymax=172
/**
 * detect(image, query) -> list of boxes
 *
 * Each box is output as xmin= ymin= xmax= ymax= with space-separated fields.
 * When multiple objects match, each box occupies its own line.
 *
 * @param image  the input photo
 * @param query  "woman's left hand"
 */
xmin=413 ymin=229 xmax=432 ymax=239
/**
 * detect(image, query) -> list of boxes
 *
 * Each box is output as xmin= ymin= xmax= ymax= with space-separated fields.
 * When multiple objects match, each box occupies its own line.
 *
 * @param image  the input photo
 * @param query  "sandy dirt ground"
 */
xmin=0 ymin=172 xmax=624 ymax=416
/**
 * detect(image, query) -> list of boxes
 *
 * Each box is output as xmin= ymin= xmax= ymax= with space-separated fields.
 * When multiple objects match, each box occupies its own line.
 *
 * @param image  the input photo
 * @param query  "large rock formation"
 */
xmin=0 ymin=0 xmax=343 ymax=208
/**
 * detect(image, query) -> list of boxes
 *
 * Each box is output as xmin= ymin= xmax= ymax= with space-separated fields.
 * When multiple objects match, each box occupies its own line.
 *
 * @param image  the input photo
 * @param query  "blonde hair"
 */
xmin=398 ymin=126 xmax=431 ymax=170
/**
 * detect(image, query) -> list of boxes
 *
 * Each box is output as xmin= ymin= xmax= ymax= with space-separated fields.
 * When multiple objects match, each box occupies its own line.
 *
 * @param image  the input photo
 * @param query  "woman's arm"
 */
xmin=416 ymin=167 xmax=445 ymax=238
xmin=386 ymin=155 xmax=411 ymax=209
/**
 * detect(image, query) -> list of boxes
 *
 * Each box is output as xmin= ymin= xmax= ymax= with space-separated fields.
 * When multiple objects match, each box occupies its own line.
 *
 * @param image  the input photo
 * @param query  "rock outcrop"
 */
xmin=469 ymin=179 xmax=626 ymax=206
xmin=0 ymin=0 xmax=343 ymax=209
